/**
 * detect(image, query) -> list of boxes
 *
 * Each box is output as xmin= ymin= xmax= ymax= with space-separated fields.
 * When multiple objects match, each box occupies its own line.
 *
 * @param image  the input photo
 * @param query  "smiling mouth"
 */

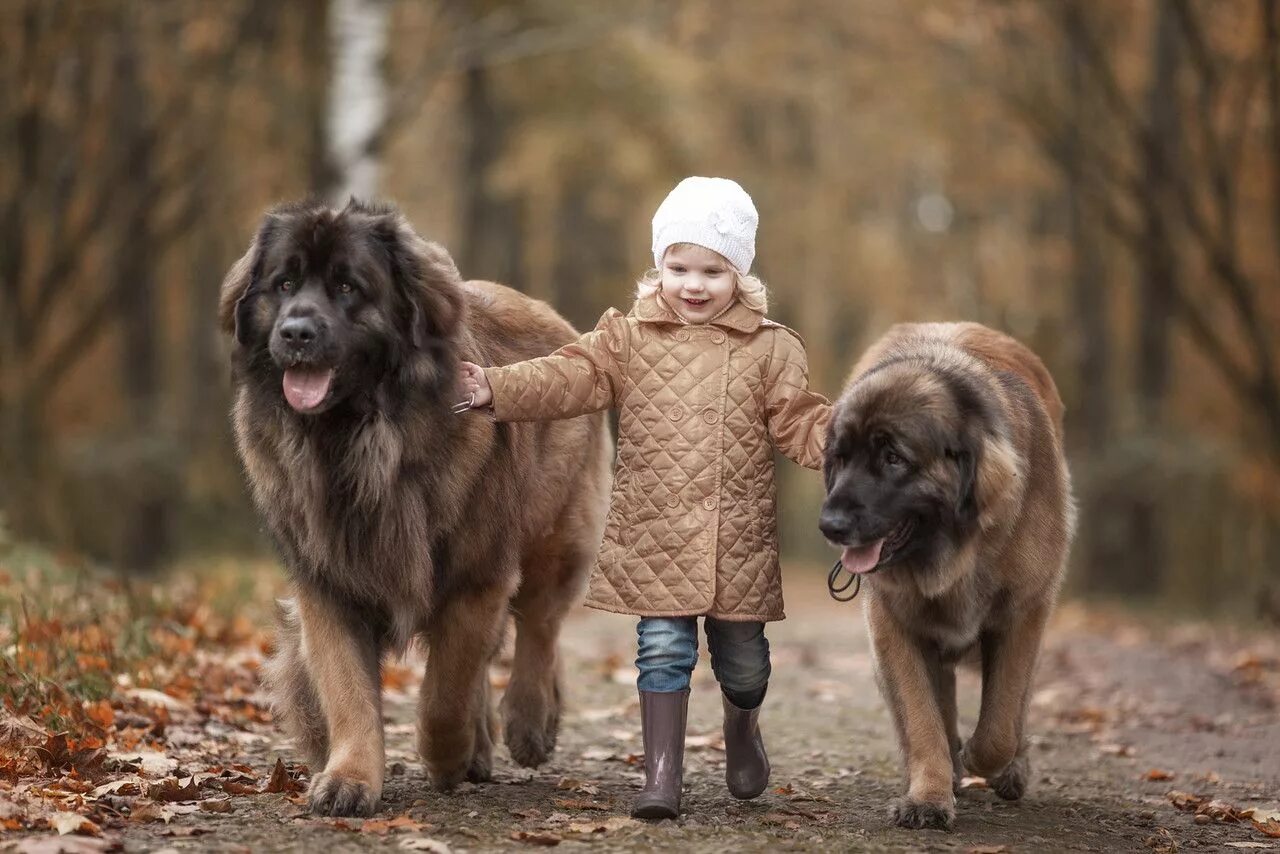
xmin=682 ymin=297 xmax=710 ymax=307
xmin=282 ymin=365 xmax=335 ymax=413
xmin=837 ymin=517 xmax=916 ymax=575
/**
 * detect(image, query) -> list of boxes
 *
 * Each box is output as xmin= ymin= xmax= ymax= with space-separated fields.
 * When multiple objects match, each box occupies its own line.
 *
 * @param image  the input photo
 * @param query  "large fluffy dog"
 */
xmin=219 ymin=199 xmax=611 ymax=817
xmin=819 ymin=322 xmax=1074 ymax=830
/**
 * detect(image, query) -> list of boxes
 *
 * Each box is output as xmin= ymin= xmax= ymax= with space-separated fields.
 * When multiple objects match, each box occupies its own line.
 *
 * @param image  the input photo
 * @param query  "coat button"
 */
xmin=666 ymin=494 xmax=680 ymax=508
xmin=710 ymin=330 xmax=726 ymax=344
xmin=669 ymin=406 xmax=684 ymax=420
xmin=675 ymin=330 xmax=690 ymax=342
xmin=702 ymin=496 xmax=717 ymax=511
xmin=702 ymin=409 xmax=719 ymax=424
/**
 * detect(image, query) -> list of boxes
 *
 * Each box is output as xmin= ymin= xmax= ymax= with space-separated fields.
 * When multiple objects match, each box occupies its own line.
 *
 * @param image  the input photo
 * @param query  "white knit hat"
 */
xmin=651 ymin=176 xmax=758 ymax=273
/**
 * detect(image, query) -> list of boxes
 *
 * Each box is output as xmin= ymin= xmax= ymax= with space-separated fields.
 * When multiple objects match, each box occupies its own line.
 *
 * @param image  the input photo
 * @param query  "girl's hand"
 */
xmin=457 ymin=361 xmax=493 ymax=409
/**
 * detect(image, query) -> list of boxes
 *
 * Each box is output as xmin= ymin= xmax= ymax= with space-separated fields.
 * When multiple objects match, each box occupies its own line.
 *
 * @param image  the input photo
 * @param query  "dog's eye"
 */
xmin=278 ymin=279 xmax=295 ymax=293
xmin=337 ymin=282 xmax=353 ymax=295
xmin=884 ymin=449 xmax=903 ymax=467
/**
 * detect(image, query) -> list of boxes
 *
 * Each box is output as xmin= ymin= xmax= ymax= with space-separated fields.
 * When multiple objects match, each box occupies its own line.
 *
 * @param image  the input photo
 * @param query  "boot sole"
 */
xmin=631 ymin=802 xmax=679 ymax=820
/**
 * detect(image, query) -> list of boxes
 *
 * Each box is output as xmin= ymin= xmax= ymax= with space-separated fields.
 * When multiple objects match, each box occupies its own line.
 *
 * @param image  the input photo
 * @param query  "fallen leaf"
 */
xmin=123 ymin=689 xmax=190 ymax=712
xmin=12 ymin=836 xmax=122 ymax=853
xmin=1253 ymin=818 xmax=1280 ymax=839
xmin=48 ymin=812 xmax=100 ymax=836
xmin=398 ymin=839 xmax=452 ymax=852
xmin=265 ymin=757 xmax=304 ymax=794
xmin=565 ymin=816 xmax=638 ymax=834
xmin=1168 ymin=790 xmax=1205 ymax=811
xmin=1225 ymin=843 xmax=1274 ymax=849
xmin=220 ymin=780 xmax=259 ymax=796
xmin=960 ymin=776 xmax=989 ymax=790
xmin=199 ymin=798 xmax=233 ymax=813
xmin=510 ymin=807 xmax=542 ymax=819
xmin=552 ymin=798 xmax=611 ymax=812
xmin=107 ymin=749 xmax=175 ymax=778
xmin=555 ymin=778 xmax=601 ymax=796
xmin=1144 ymin=769 xmax=1175 ymax=781
xmin=129 ymin=802 xmax=176 ymax=824
xmin=967 ymin=847 xmax=1009 ymax=854
xmin=510 ymin=830 xmax=561 ymax=846
xmin=361 ymin=815 xmax=429 ymax=835
xmin=90 ymin=779 xmax=143 ymax=798
xmin=148 ymin=778 xmax=202 ymax=802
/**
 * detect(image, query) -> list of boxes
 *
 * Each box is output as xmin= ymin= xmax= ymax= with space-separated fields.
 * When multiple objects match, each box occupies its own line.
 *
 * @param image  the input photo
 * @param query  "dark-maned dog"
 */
xmin=819 ymin=322 xmax=1074 ymax=830
xmin=218 ymin=199 xmax=611 ymax=817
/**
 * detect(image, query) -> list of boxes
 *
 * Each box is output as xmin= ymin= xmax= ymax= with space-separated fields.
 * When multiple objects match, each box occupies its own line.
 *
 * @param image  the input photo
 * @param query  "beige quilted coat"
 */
xmin=484 ymin=292 xmax=832 ymax=621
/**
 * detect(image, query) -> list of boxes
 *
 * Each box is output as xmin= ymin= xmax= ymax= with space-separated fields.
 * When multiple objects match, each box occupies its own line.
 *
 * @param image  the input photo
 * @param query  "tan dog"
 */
xmin=819 ymin=322 xmax=1074 ymax=830
xmin=219 ymin=200 xmax=611 ymax=816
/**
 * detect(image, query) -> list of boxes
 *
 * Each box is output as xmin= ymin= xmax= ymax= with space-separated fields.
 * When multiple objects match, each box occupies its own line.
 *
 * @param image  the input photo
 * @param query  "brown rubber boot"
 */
xmin=631 ymin=690 xmax=689 ymax=820
xmin=722 ymin=693 xmax=769 ymax=799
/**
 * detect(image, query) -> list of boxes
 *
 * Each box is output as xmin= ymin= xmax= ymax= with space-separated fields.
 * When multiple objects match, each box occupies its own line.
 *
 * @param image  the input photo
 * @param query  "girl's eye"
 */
xmin=278 ymin=279 xmax=295 ymax=293
xmin=668 ymin=265 xmax=686 ymax=274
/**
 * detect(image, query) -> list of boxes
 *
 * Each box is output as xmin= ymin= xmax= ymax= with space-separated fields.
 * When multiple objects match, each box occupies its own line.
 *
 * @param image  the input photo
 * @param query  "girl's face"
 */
xmin=660 ymin=243 xmax=736 ymax=324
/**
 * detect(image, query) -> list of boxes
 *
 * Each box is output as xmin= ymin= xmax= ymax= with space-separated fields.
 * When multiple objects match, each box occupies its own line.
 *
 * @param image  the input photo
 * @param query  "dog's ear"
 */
xmin=374 ymin=213 xmax=466 ymax=348
xmin=950 ymin=431 xmax=1020 ymax=532
xmin=947 ymin=445 xmax=978 ymax=527
xmin=974 ymin=434 xmax=1021 ymax=531
xmin=219 ymin=217 xmax=276 ymax=345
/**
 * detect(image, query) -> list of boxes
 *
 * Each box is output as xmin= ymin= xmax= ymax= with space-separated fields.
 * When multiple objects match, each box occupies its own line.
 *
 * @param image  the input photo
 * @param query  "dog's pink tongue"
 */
xmin=841 ymin=539 xmax=884 ymax=575
xmin=283 ymin=367 xmax=334 ymax=412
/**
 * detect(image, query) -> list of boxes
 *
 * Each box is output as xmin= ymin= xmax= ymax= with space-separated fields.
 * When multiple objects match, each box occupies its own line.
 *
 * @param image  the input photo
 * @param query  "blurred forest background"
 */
xmin=2 ymin=0 xmax=1278 ymax=619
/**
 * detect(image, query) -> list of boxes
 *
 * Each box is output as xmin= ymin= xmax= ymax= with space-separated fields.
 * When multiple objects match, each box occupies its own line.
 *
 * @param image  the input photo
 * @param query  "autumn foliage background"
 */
xmin=4 ymin=1 xmax=1280 ymax=684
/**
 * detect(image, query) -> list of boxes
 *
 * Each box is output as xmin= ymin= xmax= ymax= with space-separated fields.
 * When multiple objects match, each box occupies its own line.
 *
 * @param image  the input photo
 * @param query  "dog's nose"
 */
xmin=279 ymin=316 xmax=317 ymax=346
xmin=818 ymin=507 xmax=854 ymax=542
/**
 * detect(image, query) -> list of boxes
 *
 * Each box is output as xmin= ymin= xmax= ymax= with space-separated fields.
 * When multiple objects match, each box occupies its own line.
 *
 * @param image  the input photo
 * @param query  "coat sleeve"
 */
xmin=763 ymin=328 xmax=833 ymax=470
xmin=483 ymin=308 xmax=629 ymax=422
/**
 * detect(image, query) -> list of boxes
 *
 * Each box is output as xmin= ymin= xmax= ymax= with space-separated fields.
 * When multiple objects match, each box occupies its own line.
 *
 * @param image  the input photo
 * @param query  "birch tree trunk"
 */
xmin=327 ymin=0 xmax=390 ymax=203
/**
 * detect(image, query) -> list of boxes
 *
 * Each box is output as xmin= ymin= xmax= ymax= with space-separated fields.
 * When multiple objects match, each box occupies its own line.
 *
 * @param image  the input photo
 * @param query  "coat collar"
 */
xmin=630 ymin=290 xmax=765 ymax=334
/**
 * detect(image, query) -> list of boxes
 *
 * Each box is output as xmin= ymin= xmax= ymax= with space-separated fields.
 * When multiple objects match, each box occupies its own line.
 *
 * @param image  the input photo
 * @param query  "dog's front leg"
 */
xmin=962 ymin=598 xmax=1051 ymax=801
xmin=868 ymin=596 xmax=955 ymax=831
xmin=298 ymin=588 xmax=386 ymax=817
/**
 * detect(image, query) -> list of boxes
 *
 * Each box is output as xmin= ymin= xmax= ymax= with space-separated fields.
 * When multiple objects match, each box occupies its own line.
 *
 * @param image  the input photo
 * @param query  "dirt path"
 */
xmin=6 ymin=567 xmax=1279 ymax=853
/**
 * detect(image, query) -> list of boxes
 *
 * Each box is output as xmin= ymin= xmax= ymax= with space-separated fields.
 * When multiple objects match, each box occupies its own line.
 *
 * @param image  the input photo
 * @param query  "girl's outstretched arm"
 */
xmin=472 ymin=308 xmax=630 ymax=422
xmin=764 ymin=328 xmax=832 ymax=470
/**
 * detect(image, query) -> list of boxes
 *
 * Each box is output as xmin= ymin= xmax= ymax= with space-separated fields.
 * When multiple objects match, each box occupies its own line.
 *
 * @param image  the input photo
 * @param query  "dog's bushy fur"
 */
xmin=821 ymin=322 xmax=1074 ymax=831
xmin=221 ymin=199 xmax=611 ymax=816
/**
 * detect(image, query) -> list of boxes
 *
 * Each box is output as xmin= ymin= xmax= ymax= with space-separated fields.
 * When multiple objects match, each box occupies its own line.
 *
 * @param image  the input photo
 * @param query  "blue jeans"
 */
xmin=635 ymin=616 xmax=770 ymax=709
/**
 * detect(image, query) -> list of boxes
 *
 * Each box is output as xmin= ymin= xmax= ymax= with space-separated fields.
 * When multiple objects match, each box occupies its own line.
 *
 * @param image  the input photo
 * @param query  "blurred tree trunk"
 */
xmin=1119 ymin=0 xmax=1182 ymax=594
xmin=1062 ymin=5 xmax=1117 ymax=592
xmin=457 ymin=64 xmax=522 ymax=286
xmin=327 ymin=0 xmax=389 ymax=202
xmin=113 ymin=25 xmax=172 ymax=574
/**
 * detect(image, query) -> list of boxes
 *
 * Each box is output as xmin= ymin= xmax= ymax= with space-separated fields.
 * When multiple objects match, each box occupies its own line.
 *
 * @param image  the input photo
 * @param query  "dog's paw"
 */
xmin=889 ymin=796 xmax=955 ymax=831
xmin=465 ymin=747 xmax=493 ymax=783
xmin=989 ymin=754 xmax=1029 ymax=801
xmin=307 ymin=771 xmax=379 ymax=817
xmin=504 ymin=712 xmax=555 ymax=768
xmin=960 ymin=736 xmax=1016 ymax=780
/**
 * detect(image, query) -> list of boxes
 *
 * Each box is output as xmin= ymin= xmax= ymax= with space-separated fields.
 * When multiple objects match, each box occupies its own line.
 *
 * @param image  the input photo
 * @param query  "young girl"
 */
xmin=458 ymin=177 xmax=832 ymax=819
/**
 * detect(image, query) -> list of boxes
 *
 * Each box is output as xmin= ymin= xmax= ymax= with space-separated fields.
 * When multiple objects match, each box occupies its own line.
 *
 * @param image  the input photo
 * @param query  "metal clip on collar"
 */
xmin=451 ymin=393 xmax=476 ymax=415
